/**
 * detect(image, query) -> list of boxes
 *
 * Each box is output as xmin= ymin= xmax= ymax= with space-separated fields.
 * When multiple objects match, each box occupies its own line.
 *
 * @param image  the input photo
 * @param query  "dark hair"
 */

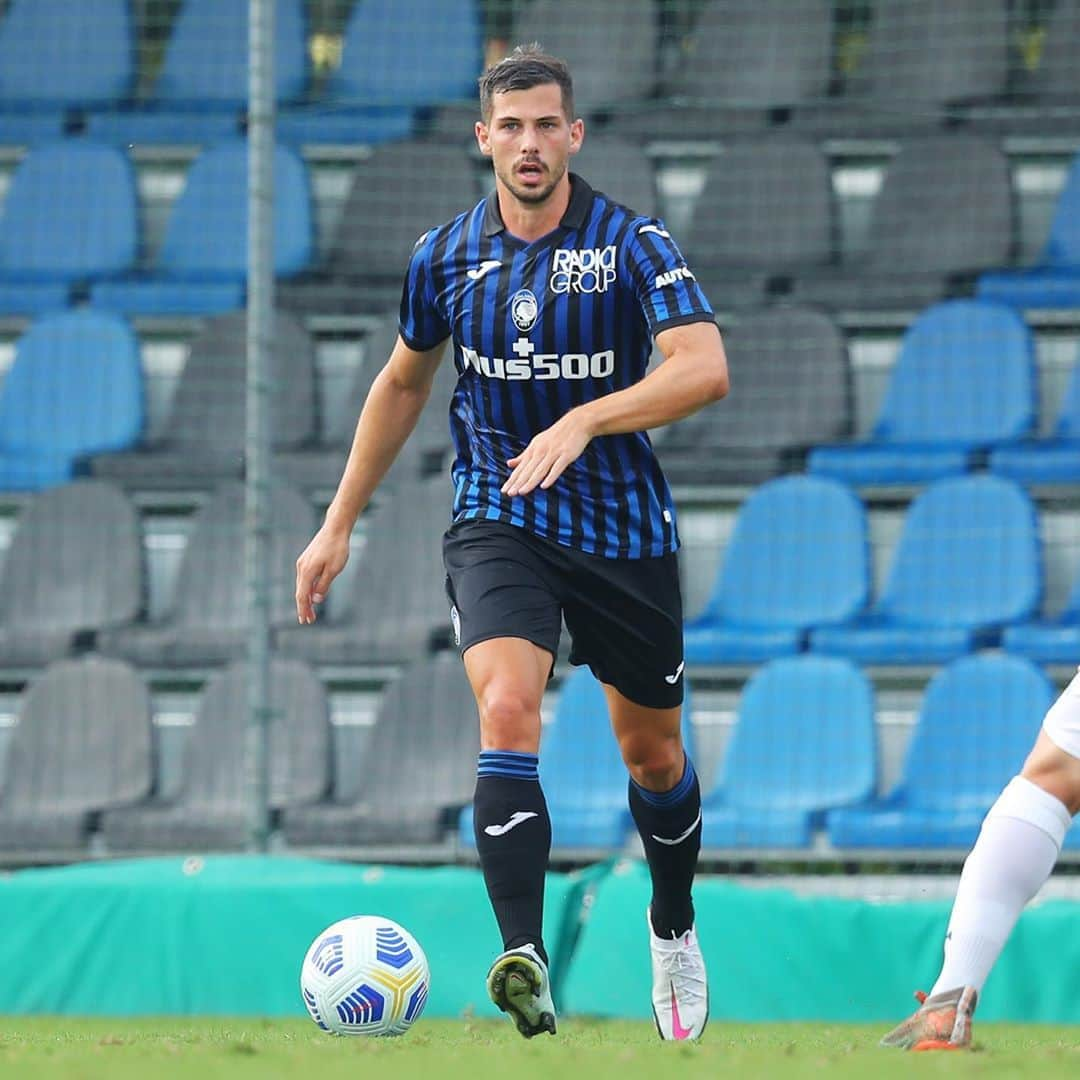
xmin=478 ymin=44 xmax=574 ymax=123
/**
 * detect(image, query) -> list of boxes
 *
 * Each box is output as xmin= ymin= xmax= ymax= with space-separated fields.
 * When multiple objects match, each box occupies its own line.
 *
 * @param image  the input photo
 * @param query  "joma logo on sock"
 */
xmin=484 ymin=811 xmax=539 ymax=837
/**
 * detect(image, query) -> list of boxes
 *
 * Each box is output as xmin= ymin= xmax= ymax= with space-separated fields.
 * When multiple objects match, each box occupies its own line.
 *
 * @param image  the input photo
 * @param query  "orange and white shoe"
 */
xmin=880 ymin=986 xmax=978 ymax=1050
xmin=647 ymin=910 xmax=708 ymax=1041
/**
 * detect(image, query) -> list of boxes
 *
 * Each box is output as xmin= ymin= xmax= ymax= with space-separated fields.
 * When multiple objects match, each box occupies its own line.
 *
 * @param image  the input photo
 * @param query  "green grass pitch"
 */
xmin=1 ymin=1018 xmax=1077 ymax=1078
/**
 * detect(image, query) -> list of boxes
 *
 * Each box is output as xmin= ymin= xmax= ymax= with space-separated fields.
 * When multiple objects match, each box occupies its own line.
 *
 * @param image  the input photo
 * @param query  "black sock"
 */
xmin=473 ymin=750 xmax=551 ymax=965
xmin=628 ymin=756 xmax=701 ymax=939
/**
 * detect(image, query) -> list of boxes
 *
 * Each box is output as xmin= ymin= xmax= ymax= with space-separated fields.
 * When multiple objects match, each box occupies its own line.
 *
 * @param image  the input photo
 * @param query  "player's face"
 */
xmin=477 ymin=83 xmax=583 ymax=206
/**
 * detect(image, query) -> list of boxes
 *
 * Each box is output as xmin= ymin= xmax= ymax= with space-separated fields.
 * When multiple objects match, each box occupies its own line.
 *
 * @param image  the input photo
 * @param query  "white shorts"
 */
xmin=1042 ymin=666 xmax=1080 ymax=760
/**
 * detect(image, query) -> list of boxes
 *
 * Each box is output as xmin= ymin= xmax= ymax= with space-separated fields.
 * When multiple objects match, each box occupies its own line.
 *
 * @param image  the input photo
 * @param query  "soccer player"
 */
xmin=881 ymin=676 xmax=1080 ymax=1050
xmin=295 ymin=45 xmax=728 ymax=1041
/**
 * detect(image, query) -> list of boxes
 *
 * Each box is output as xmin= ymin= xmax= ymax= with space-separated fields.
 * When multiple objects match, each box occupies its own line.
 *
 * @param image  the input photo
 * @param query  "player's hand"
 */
xmin=502 ymin=409 xmax=592 ymax=497
xmin=295 ymin=524 xmax=351 ymax=624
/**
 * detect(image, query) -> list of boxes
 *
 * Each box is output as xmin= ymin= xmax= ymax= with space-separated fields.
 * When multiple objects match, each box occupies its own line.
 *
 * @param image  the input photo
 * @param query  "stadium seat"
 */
xmin=91 ymin=140 xmax=312 ymax=315
xmin=966 ymin=0 xmax=1080 ymax=135
xmin=0 ymin=655 xmax=152 ymax=853
xmin=275 ymin=474 xmax=451 ymax=665
xmin=89 ymin=0 xmax=308 ymax=145
xmin=565 ymin=135 xmax=658 ymax=219
xmin=274 ymin=311 xmax=454 ymax=495
xmin=283 ymin=652 xmax=478 ymax=847
xmin=608 ymin=0 xmax=834 ymax=140
xmin=701 ymin=656 xmax=876 ymax=849
xmin=683 ymin=476 xmax=869 ymax=665
xmin=977 ymin=150 xmax=1080 ymax=309
xmin=97 ymin=480 xmax=315 ymax=667
xmin=1002 ymin=563 xmax=1080 ymax=665
xmin=102 ymin=658 xmax=330 ymax=851
xmin=0 ymin=481 xmax=142 ymax=668
xmin=681 ymin=137 xmax=833 ymax=309
xmin=0 ymin=310 xmax=143 ymax=491
xmin=797 ymin=0 xmax=1009 ymax=135
xmin=513 ymin=0 xmax=657 ymax=119
xmin=0 ymin=141 xmax=138 ymax=315
xmin=278 ymin=139 xmax=478 ymax=316
xmin=276 ymin=0 xmax=480 ymax=146
xmin=828 ymin=654 xmax=1055 ymax=849
xmin=793 ymin=136 xmax=1014 ymax=312
xmin=656 ymin=306 xmax=852 ymax=485
xmin=989 ymin=347 xmax=1080 ymax=485
xmin=458 ymin=668 xmax=696 ymax=851
xmin=0 ymin=0 xmax=133 ymax=144
xmin=1029 ymin=0 xmax=1080 ymax=108
xmin=808 ymin=301 xmax=1036 ymax=486
xmin=90 ymin=309 xmax=315 ymax=489
xmin=809 ymin=475 xmax=1041 ymax=664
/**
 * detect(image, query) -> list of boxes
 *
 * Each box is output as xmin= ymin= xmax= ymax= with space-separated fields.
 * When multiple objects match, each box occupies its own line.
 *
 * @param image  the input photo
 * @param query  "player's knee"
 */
xmin=1021 ymin=757 xmax=1080 ymax=816
xmin=478 ymin=684 xmax=542 ymax=752
xmin=620 ymin=732 xmax=683 ymax=791
xmin=1020 ymin=729 xmax=1080 ymax=815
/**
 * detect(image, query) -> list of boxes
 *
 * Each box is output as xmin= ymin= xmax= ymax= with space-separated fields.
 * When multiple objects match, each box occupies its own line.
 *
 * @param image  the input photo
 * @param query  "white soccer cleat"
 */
xmin=486 ymin=943 xmax=557 ymax=1038
xmin=648 ymin=910 xmax=708 ymax=1041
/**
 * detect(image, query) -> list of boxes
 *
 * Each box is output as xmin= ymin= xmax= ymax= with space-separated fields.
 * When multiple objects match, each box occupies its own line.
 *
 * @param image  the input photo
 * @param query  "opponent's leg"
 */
xmin=608 ymin=687 xmax=707 ymax=1041
xmin=882 ymin=724 xmax=1080 ymax=1051
xmin=465 ymin=637 xmax=557 ymax=1038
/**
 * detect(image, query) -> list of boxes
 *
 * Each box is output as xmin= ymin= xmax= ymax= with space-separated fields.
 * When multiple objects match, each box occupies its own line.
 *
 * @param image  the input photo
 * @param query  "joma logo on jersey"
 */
xmin=462 ymin=344 xmax=615 ymax=381
xmin=549 ymin=245 xmax=617 ymax=294
xmin=654 ymin=265 xmax=696 ymax=289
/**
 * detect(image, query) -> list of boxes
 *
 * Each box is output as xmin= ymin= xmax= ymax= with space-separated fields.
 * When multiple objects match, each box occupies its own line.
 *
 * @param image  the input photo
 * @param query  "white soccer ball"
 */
xmin=300 ymin=915 xmax=430 ymax=1037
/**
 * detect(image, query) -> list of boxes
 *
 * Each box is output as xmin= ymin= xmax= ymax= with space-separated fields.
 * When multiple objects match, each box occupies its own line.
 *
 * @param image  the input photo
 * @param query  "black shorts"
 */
xmin=443 ymin=519 xmax=684 ymax=709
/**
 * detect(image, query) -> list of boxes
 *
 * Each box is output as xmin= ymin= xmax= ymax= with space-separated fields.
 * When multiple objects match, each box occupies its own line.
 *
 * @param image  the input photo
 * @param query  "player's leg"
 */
xmin=444 ymin=520 xmax=562 ymax=1037
xmin=465 ymin=636 xmax=552 ymax=958
xmin=605 ymin=686 xmax=708 ymax=1041
xmin=562 ymin=546 xmax=706 ymax=1039
xmin=882 ymin=674 xmax=1080 ymax=1051
xmin=464 ymin=636 xmax=558 ymax=1037
xmin=606 ymin=688 xmax=701 ymax=942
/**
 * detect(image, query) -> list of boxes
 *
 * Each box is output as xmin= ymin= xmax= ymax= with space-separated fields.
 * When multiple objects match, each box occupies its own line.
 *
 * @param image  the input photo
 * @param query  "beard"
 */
xmin=497 ymin=158 xmax=568 ymax=205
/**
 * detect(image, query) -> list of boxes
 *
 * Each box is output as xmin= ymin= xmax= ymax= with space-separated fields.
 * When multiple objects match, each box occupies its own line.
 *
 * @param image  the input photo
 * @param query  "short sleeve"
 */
xmin=398 ymin=229 xmax=451 ymax=352
xmin=623 ymin=219 xmax=715 ymax=337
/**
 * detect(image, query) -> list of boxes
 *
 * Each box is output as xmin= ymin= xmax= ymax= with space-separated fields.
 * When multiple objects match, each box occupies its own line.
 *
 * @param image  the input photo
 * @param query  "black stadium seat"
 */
xmin=102 ymin=658 xmax=331 ymax=852
xmin=0 ymin=656 xmax=152 ymax=853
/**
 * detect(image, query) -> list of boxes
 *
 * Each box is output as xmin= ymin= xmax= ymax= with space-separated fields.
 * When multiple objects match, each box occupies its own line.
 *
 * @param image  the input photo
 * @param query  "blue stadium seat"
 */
xmin=809 ymin=476 xmax=1041 ymax=664
xmin=989 ymin=348 xmax=1080 ymax=485
xmin=828 ymin=654 xmax=1055 ymax=849
xmin=977 ymin=150 xmax=1080 ymax=308
xmin=808 ymin=302 xmax=1036 ymax=486
xmin=89 ymin=0 xmax=307 ymax=145
xmin=683 ymin=476 xmax=869 ymax=665
xmin=701 ymin=656 xmax=876 ymax=849
xmin=459 ymin=668 xmax=695 ymax=851
xmin=0 ymin=310 xmax=143 ymax=491
xmin=1002 ymin=565 xmax=1080 ymax=664
xmin=0 ymin=0 xmax=133 ymax=144
xmin=0 ymin=140 xmax=138 ymax=315
xmin=92 ymin=140 xmax=312 ymax=314
xmin=277 ymin=0 xmax=480 ymax=146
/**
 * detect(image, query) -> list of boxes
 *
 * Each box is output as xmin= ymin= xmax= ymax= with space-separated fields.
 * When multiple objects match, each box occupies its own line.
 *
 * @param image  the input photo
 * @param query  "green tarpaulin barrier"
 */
xmin=563 ymin=862 xmax=1080 ymax=1023
xmin=2 ymin=856 xmax=1078 ymax=1021
xmin=0 ymin=856 xmax=589 ymax=1017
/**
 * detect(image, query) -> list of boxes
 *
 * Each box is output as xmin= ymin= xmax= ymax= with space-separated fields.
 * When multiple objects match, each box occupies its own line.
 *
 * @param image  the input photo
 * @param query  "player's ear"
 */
xmin=476 ymin=120 xmax=492 ymax=157
xmin=569 ymin=117 xmax=584 ymax=155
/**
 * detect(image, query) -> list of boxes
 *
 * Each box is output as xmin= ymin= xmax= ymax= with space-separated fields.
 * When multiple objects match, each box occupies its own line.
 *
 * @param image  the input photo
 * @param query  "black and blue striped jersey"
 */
xmin=398 ymin=174 xmax=714 ymax=559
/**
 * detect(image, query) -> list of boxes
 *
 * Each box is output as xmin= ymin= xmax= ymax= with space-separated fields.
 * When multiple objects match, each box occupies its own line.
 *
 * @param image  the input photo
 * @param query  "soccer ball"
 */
xmin=300 ymin=915 xmax=430 ymax=1037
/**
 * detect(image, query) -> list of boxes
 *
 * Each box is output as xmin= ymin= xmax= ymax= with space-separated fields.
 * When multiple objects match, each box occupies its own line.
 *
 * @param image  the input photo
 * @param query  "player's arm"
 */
xmin=295 ymin=335 xmax=447 ymax=623
xmin=503 ymin=320 xmax=727 ymax=496
xmin=577 ymin=320 xmax=727 ymax=433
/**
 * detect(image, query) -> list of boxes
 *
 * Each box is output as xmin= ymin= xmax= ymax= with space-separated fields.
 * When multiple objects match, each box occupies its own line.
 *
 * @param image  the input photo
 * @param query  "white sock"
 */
xmin=931 ymin=776 xmax=1072 ymax=996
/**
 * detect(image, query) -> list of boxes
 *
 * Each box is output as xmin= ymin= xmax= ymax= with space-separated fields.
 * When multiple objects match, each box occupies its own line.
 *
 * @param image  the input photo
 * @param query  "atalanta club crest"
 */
xmin=510 ymin=289 xmax=538 ymax=332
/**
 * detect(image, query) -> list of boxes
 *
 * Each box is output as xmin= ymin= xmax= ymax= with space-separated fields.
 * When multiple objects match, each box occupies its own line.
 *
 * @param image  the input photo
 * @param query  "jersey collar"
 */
xmin=481 ymin=173 xmax=593 ymax=238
